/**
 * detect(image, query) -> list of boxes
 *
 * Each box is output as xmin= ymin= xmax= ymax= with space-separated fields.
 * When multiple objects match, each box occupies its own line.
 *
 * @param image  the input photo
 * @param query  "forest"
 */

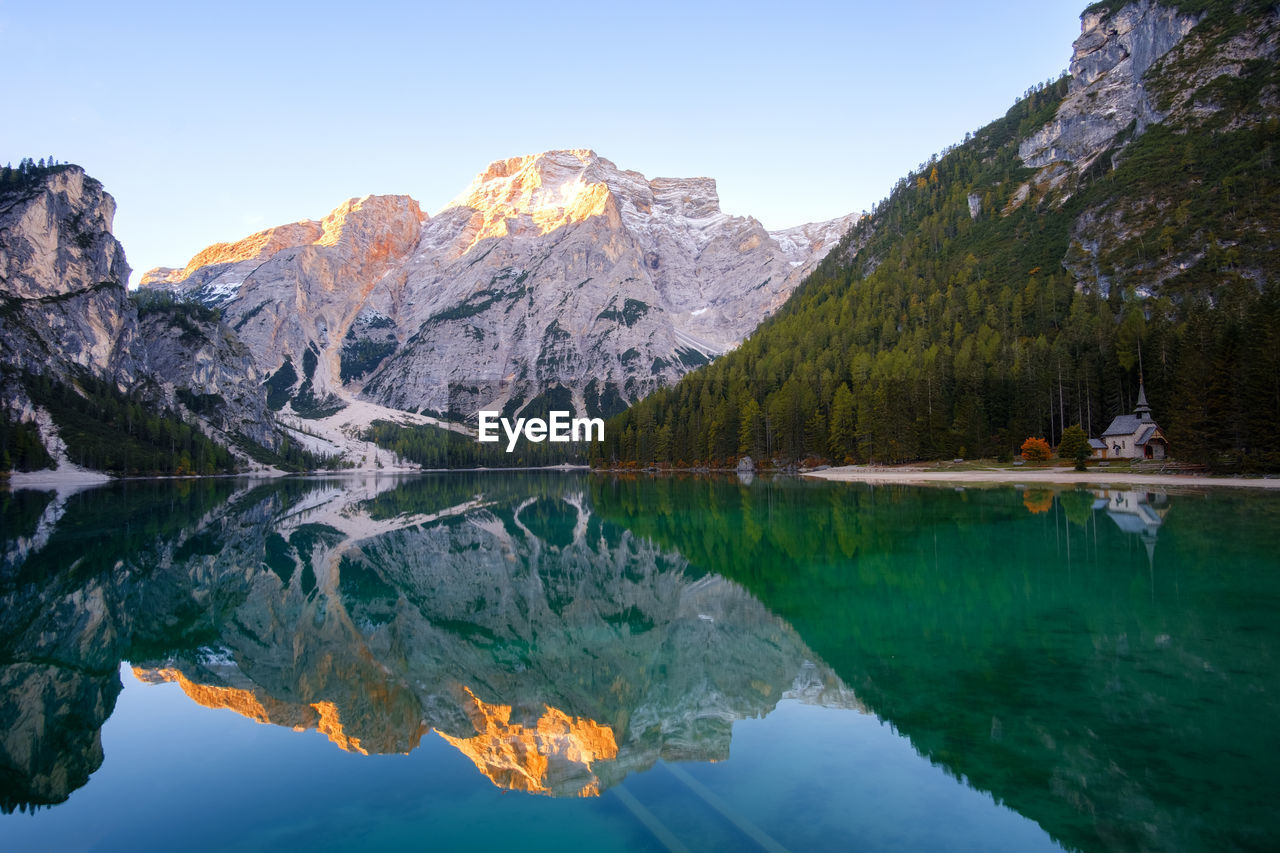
xmin=601 ymin=19 xmax=1280 ymax=472
xmin=17 ymin=371 xmax=237 ymax=476
xmin=0 ymin=410 xmax=53 ymax=472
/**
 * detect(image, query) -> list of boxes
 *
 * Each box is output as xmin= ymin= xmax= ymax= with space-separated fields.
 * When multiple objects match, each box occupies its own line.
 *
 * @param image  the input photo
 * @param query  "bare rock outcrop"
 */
xmin=1 ymin=165 xmax=286 ymax=466
xmin=1021 ymin=2 xmax=1280 ymax=298
xmin=143 ymin=196 xmax=424 ymax=405
xmin=1020 ymin=1 xmax=1202 ymax=171
xmin=0 ymin=167 xmax=139 ymax=382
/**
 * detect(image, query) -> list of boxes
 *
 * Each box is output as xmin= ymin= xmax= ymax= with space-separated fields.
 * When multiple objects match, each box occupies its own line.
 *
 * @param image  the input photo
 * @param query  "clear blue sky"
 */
xmin=2 ymin=1 xmax=1085 ymax=284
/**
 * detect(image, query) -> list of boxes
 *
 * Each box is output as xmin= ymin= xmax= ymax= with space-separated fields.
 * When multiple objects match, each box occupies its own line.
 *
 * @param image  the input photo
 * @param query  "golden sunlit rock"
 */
xmin=437 ymin=686 xmax=618 ymax=797
xmin=443 ymin=149 xmax=618 ymax=255
xmin=134 ymin=667 xmax=318 ymax=731
xmin=311 ymin=700 xmax=368 ymax=755
xmin=178 ymin=221 xmax=324 ymax=279
xmin=136 ymin=668 xmax=375 ymax=754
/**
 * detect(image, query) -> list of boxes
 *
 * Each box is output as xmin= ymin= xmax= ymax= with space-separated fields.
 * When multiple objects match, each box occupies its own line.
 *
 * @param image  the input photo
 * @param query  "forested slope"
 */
xmin=603 ymin=1 xmax=1280 ymax=470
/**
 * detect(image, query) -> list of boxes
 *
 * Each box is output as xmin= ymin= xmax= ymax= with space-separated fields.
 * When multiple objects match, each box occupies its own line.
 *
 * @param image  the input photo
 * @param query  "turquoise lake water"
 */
xmin=1 ymin=473 xmax=1277 ymax=851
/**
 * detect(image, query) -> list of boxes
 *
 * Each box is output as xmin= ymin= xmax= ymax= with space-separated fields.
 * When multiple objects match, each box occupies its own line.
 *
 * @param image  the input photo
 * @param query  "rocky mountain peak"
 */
xmin=317 ymin=194 xmax=426 ymax=249
xmin=441 ymin=150 xmax=729 ymax=250
xmin=141 ymin=150 xmax=855 ymax=432
xmin=180 ymin=221 xmax=323 ymax=280
xmin=473 ymin=148 xmax=600 ymax=182
xmin=0 ymin=165 xmax=129 ymax=301
xmin=142 ymin=194 xmax=426 ymax=288
xmin=442 ymin=149 xmax=620 ymax=251
xmin=1020 ymin=0 xmax=1202 ymax=170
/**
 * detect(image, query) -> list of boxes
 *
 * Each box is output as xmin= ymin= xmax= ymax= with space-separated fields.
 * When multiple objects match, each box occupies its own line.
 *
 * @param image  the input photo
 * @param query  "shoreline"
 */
xmin=0 ymin=463 xmax=592 ymax=492
xmin=9 ymin=463 xmax=1278 ymax=493
xmin=802 ymin=465 xmax=1280 ymax=490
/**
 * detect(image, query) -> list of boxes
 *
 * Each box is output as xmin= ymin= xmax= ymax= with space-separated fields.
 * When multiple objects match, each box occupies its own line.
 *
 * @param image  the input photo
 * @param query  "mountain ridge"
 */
xmin=141 ymin=149 xmax=856 ymax=425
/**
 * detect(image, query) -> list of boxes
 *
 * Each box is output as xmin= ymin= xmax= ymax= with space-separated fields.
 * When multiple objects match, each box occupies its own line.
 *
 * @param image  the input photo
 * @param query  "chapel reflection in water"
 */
xmin=4 ymin=475 xmax=1279 ymax=853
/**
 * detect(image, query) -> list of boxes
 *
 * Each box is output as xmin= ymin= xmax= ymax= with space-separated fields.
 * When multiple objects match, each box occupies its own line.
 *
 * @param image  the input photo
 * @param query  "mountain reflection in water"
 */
xmin=0 ymin=473 xmax=857 ymax=811
xmin=2 ymin=473 xmax=1278 ymax=853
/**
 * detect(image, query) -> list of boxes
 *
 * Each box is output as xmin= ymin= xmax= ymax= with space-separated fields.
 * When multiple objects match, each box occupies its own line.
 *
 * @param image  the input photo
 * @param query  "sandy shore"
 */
xmin=803 ymin=464 xmax=1280 ymax=490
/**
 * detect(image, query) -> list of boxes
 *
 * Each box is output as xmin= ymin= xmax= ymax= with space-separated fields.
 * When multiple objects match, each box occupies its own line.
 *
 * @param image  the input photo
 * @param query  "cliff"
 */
xmin=0 ymin=166 xmax=138 ymax=383
xmin=0 ymin=164 xmax=287 ymax=471
xmin=1020 ymin=0 xmax=1203 ymax=171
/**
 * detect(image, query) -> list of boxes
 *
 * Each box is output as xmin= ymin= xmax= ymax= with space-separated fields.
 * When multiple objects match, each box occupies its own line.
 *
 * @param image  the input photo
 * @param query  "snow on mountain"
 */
xmin=142 ymin=149 xmax=857 ymax=420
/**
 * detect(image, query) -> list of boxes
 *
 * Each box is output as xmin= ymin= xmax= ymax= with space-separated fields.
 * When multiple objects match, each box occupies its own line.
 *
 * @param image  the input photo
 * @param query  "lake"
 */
xmin=1 ymin=473 xmax=1277 ymax=851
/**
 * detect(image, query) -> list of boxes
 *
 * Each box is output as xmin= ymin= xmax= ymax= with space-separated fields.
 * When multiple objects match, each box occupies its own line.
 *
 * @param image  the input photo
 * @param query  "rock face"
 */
xmin=0 ymin=167 xmax=139 ymax=383
xmin=136 ymin=308 xmax=277 ymax=449
xmin=1019 ymin=2 xmax=1280 ymax=298
xmin=1020 ymin=0 xmax=1202 ymax=170
xmin=0 ymin=165 xmax=283 ymax=462
xmin=141 ymin=196 xmax=425 ymax=413
xmin=145 ymin=150 xmax=855 ymax=418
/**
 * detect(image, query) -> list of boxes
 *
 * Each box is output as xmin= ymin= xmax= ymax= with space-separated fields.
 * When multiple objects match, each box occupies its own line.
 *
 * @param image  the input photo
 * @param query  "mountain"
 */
xmin=142 ymin=149 xmax=855 ymax=421
xmin=0 ymin=162 xmax=297 ymax=475
xmin=0 ymin=164 xmax=139 ymax=383
xmin=3 ymin=149 xmax=852 ymax=476
xmin=605 ymin=0 xmax=1280 ymax=469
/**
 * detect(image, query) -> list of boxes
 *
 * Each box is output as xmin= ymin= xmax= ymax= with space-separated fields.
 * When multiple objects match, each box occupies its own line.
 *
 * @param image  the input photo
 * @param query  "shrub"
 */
xmin=1021 ymin=437 xmax=1052 ymax=462
xmin=1058 ymin=424 xmax=1088 ymax=461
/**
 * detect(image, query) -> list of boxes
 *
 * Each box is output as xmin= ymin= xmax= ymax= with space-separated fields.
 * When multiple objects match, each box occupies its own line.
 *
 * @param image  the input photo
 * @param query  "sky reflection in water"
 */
xmin=2 ymin=473 xmax=1277 ymax=851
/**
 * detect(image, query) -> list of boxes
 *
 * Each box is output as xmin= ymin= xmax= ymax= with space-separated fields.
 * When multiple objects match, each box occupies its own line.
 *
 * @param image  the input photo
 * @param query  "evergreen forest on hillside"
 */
xmin=0 ymin=410 xmax=53 ymax=472
xmin=16 ymin=372 xmax=237 ymax=476
xmin=601 ymin=18 xmax=1280 ymax=471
